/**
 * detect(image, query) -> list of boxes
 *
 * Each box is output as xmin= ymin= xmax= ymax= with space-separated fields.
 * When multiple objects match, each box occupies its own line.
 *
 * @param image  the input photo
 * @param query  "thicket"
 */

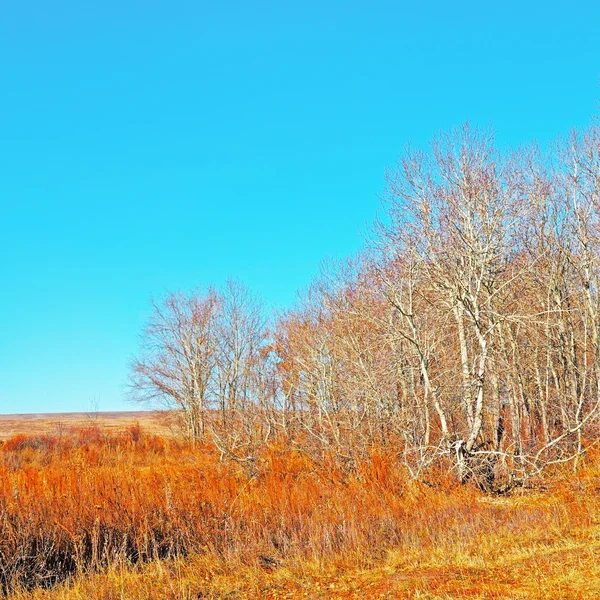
xmin=131 ymin=122 xmax=600 ymax=489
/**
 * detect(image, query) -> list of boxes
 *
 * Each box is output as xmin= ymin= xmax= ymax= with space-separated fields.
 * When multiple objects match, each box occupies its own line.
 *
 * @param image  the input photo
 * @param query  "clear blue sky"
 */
xmin=1 ymin=0 xmax=599 ymax=414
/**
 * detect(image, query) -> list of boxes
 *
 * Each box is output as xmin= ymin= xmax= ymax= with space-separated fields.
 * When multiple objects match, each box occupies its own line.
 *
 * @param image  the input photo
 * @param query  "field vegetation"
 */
xmin=2 ymin=424 xmax=600 ymax=599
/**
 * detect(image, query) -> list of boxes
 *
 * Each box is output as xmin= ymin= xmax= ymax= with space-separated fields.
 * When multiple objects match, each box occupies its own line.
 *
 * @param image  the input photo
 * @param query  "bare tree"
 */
xmin=382 ymin=125 xmax=525 ymax=479
xmin=210 ymin=280 xmax=271 ymax=463
xmin=130 ymin=290 xmax=220 ymax=441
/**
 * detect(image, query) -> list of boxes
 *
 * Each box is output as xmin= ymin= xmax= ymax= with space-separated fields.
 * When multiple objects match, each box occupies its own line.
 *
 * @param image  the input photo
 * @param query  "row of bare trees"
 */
xmin=131 ymin=121 xmax=600 ymax=488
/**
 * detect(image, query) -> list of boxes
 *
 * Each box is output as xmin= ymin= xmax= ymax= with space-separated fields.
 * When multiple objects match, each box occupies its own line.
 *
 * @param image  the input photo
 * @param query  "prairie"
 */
xmin=1 ymin=414 xmax=600 ymax=599
xmin=0 ymin=412 xmax=171 ymax=440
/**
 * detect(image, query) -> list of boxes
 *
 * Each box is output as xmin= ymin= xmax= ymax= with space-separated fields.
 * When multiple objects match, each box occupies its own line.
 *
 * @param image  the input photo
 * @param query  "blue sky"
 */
xmin=1 ymin=0 xmax=599 ymax=414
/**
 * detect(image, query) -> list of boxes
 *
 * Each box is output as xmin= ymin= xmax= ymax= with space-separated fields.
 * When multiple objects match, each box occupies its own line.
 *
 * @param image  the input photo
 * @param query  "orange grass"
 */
xmin=2 ymin=427 xmax=600 ymax=598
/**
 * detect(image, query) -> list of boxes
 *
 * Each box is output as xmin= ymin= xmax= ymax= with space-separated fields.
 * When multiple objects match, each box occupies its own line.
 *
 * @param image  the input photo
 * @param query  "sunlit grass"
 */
xmin=3 ymin=427 xmax=600 ymax=599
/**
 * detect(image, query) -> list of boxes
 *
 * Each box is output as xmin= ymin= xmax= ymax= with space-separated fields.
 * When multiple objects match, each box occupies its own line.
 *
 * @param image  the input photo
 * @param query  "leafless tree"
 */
xmin=210 ymin=280 xmax=271 ymax=463
xmin=130 ymin=290 xmax=220 ymax=441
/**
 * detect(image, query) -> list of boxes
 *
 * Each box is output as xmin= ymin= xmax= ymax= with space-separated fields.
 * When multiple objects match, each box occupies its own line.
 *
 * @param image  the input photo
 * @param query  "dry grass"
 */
xmin=0 ymin=411 xmax=172 ymax=440
xmin=2 ymin=422 xmax=600 ymax=599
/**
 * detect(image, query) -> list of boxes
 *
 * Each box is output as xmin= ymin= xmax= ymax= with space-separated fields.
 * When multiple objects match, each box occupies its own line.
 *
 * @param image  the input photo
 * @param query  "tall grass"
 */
xmin=2 ymin=425 xmax=600 ymax=598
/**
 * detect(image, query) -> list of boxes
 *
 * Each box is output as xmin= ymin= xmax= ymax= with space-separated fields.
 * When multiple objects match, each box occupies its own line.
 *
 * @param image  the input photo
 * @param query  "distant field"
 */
xmin=0 ymin=410 xmax=174 ymax=439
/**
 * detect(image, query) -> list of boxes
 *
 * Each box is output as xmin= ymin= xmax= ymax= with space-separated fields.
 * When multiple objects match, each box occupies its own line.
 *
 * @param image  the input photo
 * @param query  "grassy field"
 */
xmin=1 ymin=413 xmax=600 ymax=599
xmin=0 ymin=411 xmax=172 ymax=440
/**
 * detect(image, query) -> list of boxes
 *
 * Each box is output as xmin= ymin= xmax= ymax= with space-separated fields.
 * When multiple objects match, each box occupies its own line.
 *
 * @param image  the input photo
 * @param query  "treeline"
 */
xmin=131 ymin=122 xmax=600 ymax=489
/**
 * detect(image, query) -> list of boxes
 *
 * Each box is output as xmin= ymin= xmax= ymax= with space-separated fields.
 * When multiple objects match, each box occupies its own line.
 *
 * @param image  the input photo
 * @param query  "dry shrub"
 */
xmin=1 ymin=427 xmax=600 ymax=597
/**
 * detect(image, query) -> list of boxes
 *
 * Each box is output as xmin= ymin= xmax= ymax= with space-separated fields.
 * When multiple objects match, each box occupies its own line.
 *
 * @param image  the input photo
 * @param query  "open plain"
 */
xmin=0 ymin=411 xmax=173 ymax=440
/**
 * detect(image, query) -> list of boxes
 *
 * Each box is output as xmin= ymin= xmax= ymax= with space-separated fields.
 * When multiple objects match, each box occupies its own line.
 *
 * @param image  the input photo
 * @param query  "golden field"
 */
xmin=0 ymin=412 xmax=171 ymax=440
xmin=1 ymin=414 xmax=600 ymax=599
